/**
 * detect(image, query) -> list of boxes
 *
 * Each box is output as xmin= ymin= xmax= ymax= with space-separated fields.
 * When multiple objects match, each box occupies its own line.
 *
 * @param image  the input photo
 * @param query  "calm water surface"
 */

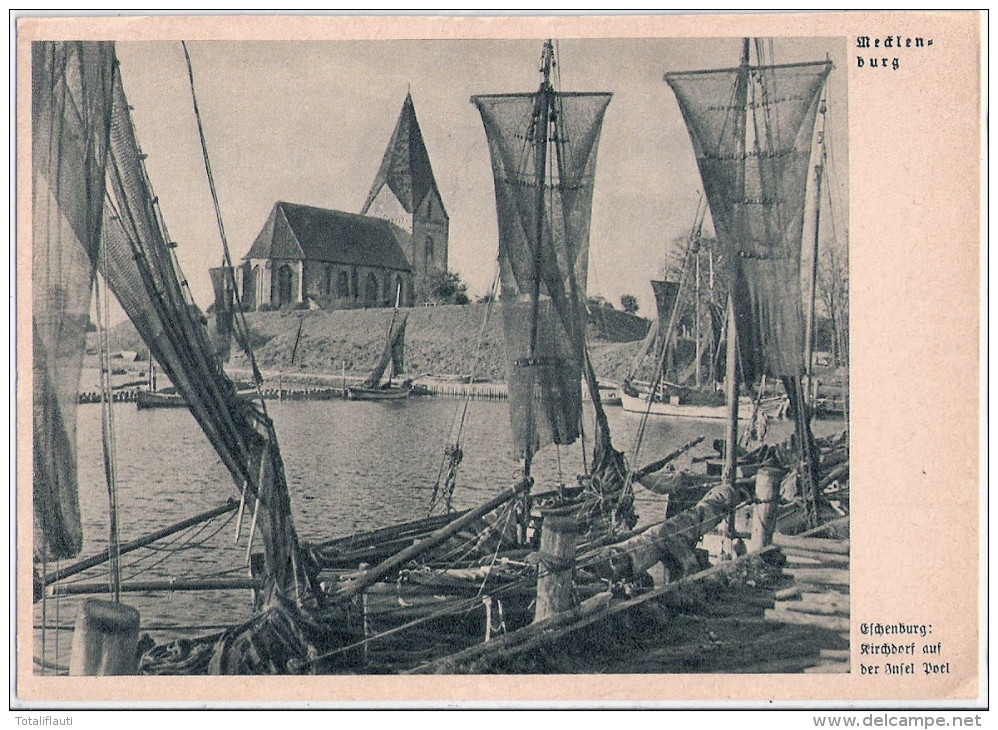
xmin=34 ymin=396 xmax=829 ymax=670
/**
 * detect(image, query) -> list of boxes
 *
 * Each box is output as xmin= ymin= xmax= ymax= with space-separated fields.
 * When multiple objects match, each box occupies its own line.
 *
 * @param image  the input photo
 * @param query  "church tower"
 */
xmin=361 ymin=93 xmax=449 ymax=303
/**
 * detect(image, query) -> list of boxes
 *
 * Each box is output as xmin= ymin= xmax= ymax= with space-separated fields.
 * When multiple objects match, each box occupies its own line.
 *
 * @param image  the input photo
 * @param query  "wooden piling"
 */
xmin=747 ymin=466 xmax=781 ymax=552
xmin=534 ymin=510 xmax=580 ymax=623
xmin=68 ymin=598 xmax=140 ymax=676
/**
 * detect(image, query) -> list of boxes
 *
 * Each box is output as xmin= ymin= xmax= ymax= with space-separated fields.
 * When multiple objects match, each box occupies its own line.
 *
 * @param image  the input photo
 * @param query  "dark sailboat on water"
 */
xmin=346 ymin=295 xmax=412 ymax=401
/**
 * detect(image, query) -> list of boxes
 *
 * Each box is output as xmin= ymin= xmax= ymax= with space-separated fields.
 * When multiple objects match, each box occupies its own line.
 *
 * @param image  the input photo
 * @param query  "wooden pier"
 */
xmin=765 ymin=521 xmax=850 ymax=673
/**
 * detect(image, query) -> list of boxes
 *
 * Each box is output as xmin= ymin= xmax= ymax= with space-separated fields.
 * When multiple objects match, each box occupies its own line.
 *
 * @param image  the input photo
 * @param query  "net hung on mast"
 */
xmin=32 ymin=42 xmax=117 ymax=560
xmin=666 ymin=58 xmax=831 ymax=381
xmin=472 ymin=70 xmax=612 ymax=461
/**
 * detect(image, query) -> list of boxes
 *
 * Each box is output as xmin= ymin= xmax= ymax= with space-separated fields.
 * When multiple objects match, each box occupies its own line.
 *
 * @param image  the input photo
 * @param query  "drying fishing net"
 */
xmin=32 ymin=41 xmax=116 ymax=560
xmin=472 ymin=90 xmax=611 ymax=459
xmin=666 ymin=61 xmax=831 ymax=380
xmin=33 ymin=41 xmax=340 ymax=673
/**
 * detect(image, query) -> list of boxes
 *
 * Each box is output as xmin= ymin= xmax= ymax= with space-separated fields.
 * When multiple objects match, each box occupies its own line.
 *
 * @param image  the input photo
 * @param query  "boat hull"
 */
xmin=619 ymin=390 xmax=754 ymax=420
xmin=346 ymin=384 xmax=413 ymax=401
xmin=136 ymin=390 xmax=187 ymax=409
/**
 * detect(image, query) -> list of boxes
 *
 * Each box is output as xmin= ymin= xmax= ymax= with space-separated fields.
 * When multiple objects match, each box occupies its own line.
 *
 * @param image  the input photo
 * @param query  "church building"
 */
xmin=236 ymin=93 xmax=449 ymax=311
xmin=361 ymin=93 xmax=450 ymax=299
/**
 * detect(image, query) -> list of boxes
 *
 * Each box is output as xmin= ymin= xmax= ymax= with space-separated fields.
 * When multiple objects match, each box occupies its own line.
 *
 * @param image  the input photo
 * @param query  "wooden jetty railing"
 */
xmin=80 ymin=379 xmax=509 ymax=404
xmin=416 ymin=380 xmax=508 ymax=401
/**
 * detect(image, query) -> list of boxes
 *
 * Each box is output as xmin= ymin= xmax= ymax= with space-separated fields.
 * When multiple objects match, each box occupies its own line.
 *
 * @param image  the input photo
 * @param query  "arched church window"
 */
xmin=425 ymin=236 xmax=434 ymax=264
xmin=277 ymin=264 xmax=293 ymax=307
xmin=324 ymin=265 xmax=334 ymax=297
xmin=337 ymin=270 xmax=350 ymax=298
xmin=365 ymin=272 xmax=379 ymax=304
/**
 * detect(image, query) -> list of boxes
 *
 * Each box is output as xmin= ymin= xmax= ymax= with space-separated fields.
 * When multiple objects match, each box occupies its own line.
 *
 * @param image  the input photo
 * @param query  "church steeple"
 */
xmin=361 ymin=93 xmax=442 ymax=217
xmin=361 ymin=93 xmax=449 ymax=304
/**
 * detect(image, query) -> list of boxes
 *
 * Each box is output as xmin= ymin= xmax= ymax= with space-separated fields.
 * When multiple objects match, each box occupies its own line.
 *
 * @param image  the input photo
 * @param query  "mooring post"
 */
xmin=534 ymin=510 xmax=580 ymax=623
xmin=748 ymin=466 xmax=782 ymax=552
xmin=68 ymin=598 xmax=140 ymax=676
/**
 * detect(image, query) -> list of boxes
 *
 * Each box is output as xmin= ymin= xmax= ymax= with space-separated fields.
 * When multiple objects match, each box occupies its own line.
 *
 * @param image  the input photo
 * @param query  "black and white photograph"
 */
xmin=15 ymin=11 xmax=981 ymax=709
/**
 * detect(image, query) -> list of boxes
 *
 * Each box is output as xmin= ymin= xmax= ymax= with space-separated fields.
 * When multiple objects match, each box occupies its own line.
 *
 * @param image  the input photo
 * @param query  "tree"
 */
xmin=815 ymin=236 xmax=849 ymax=366
xmin=620 ymin=294 xmax=639 ymax=314
xmin=586 ymin=295 xmax=614 ymax=310
xmin=421 ymin=269 xmax=470 ymax=305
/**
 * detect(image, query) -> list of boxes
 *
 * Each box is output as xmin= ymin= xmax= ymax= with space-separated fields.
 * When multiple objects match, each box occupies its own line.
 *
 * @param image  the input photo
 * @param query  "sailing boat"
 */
xmin=346 ymin=293 xmax=412 ymax=401
xmin=619 ymin=204 xmax=775 ymax=421
xmin=32 ymin=39 xmax=634 ymax=677
xmin=665 ymin=38 xmax=832 ymax=527
xmin=471 ymin=38 xmax=634 ymax=536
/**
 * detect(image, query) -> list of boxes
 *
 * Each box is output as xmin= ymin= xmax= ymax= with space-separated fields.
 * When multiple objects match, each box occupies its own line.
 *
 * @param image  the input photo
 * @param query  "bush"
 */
xmin=421 ymin=270 xmax=470 ymax=305
xmin=620 ymin=294 xmax=639 ymax=314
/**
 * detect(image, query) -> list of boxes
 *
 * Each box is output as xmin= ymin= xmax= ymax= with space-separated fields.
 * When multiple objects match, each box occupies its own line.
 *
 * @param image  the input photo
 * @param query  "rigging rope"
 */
xmin=428 ymin=260 xmax=501 ymax=515
xmin=94 ymin=273 xmax=122 ymax=602
xmin=180 ymin=41 xmax=267 ymax=404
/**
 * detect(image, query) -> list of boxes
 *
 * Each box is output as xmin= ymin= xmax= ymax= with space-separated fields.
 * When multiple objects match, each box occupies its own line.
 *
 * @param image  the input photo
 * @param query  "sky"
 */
xmin=114 ymin=37 xmax=848 ymax=318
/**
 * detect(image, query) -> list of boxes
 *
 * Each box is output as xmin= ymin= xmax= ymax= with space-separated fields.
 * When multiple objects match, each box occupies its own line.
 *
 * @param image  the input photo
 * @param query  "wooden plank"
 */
xmin=804 ymin=662 xmax=850 ymax=673
xmin=774 ymin=586 xmax=801 ymax=601
xmin=773 ymin=533 xmax=849 ymax=554
xmin=779 ymin=599 xmax=849 ymax=617
xmin=800 ymin=590 xmax=849 ymax=604
xmin=764 ymin=608 xmax=849 ymax=633
xmin=819 ymin=648 xmax=850 ymax=660
xmin=780 ymin=546 xmax=850 ymax=565
xmin=784 ymin=568 xmax=850 ymax=586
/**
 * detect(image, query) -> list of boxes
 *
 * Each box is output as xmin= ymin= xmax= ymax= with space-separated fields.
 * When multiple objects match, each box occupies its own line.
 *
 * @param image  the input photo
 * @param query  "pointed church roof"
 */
xmin=361 ymin=93 xmax=442 ymax=216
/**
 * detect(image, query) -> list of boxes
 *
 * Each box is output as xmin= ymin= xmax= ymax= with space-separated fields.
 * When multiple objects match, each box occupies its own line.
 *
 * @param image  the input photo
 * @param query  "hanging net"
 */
xmin=33 ymin=41 xmax=324 ymax=653
xmin=32 ymin=41 xmax=117 ymax=560
xmin=472 ymin=90 xmax=611 ymax=459
xmin=666 ymin=61 xmax=831 ymax=380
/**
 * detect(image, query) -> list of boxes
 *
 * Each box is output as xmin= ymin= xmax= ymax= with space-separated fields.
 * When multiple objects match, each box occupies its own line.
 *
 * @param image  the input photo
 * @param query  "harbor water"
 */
xmin=32 ymin=395 xmax=838 ymax=672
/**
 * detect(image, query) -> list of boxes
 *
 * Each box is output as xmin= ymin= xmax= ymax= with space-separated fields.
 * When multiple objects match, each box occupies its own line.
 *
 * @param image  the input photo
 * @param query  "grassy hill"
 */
xmin=103 ymin=303 xmax=651 ymax=384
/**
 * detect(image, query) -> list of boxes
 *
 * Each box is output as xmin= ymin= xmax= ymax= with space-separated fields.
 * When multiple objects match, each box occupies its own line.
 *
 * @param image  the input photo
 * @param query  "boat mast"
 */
xmin=388 ymin=282 xmax=403 ymax=386
xmin=724 ymin=38 xmax=751 ymax=492
xmin=695 ymin=243 xmax=702 ymax=390
xmin=804 ymin=89 xmax=828 ymax=399
xmin=522 ymin=39 xmax=555 ymax=480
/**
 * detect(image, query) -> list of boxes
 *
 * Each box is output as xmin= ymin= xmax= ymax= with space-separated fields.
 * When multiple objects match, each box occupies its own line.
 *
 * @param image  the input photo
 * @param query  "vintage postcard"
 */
xmin=13 ymin=12 xmax=983 ymax=707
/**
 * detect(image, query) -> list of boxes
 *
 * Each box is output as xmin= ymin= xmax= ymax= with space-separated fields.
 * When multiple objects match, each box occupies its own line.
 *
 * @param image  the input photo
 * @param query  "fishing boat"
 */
xmin=31 ymin=38 xmax=637 ymax=677
xmin=619 ymin=386 xmax=757 ymax=421
xmin=346 ymin=304 xmax=412 ymax=401
xmin=31 ymin=37 xmax=844 ymax=679
xmin=619 ymin=208 xmax=788 ymax=422
xmin=135 ymin=389 xmax=187 ymax=409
